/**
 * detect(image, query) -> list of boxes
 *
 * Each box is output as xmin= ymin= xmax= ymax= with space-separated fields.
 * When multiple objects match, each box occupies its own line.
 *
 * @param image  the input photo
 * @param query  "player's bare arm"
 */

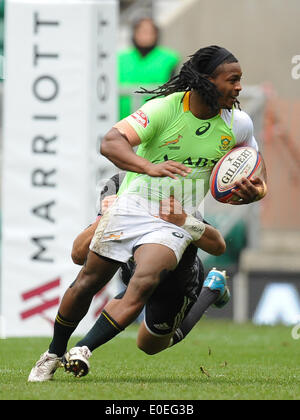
xmin=101 ymin=122 xmax=191 ymax=180
xmin=192 ymin=224 xmax=226 ymax=256
xmin=159 ymin=196 xmax=226 ymax=256
xmin=71 ymin=221 xmax=98 ymax=265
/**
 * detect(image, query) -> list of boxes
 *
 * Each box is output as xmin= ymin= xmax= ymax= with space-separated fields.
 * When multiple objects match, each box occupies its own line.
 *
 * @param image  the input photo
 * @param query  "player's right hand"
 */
xmin=145 ymin=160 xmax=191 ymax=179
xmin=228 ymin=177 xmax=267 ymax=205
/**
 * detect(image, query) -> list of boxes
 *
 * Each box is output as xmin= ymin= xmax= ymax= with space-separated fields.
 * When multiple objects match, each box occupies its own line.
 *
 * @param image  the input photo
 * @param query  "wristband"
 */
xmin=182 ymin=215 xmax=206 ymax=241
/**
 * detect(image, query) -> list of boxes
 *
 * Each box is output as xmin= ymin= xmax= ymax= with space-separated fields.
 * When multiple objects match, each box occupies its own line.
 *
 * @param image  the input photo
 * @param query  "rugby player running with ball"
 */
xmin=28 ymin=45 xmax=267 ymax=381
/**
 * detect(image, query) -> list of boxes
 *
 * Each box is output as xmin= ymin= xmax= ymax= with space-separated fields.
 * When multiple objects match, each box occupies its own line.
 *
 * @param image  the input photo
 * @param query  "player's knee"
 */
xmin=137 ymin=335 xmax=170 ymax=356
xmin=137 ymin=337 xmax=164 ymax=355
xmin=137 ymin=343 xmax=160 ymax=356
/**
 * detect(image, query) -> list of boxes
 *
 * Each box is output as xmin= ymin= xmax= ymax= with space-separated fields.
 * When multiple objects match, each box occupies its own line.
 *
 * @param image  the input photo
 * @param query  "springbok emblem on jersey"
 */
xmin=219 ymin=136 xmax=232 ymax=151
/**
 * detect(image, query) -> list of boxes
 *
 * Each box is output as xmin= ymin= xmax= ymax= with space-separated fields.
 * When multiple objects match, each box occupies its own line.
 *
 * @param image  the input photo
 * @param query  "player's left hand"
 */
xmin=228 ymin=177 xmax=267 ymax=205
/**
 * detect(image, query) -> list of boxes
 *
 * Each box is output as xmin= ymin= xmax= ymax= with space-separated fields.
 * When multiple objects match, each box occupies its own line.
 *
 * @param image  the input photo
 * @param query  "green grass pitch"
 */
xmin=1 ymin=320 xmax=300 ymax=400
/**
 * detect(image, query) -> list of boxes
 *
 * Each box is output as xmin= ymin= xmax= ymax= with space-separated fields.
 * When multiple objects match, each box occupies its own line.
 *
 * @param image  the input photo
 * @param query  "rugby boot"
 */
xmin=203 ymin=268 xmax=230 ymax=308
xmin=28 ymin=350 xmax=62 ymax=382
xmin=63 ymin=346 xmax=92 ymax=378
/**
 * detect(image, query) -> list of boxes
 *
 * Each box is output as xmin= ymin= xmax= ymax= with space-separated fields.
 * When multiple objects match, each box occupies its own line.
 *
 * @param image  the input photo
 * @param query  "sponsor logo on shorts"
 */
xmin=131 ymin=110 xmax=149 ymax=128
xmin=172 ymin=232 xmax=184 ymax=239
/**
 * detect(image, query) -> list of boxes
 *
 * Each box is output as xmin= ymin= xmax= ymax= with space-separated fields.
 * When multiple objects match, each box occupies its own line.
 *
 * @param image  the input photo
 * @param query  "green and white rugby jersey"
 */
xmin=118 ymin=91 xmax=257 ymax=212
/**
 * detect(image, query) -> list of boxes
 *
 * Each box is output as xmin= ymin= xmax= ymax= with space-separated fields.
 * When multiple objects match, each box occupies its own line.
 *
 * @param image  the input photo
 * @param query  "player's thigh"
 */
xmin=134 ymin=243 xmax=178 ymax=275
xmin=126 ymin=243 xmax=178 ymax=302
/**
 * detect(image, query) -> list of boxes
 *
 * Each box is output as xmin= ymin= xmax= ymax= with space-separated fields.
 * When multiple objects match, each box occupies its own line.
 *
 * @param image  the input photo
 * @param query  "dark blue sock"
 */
xmin=49 ymin=312 xmax=79 ymax=357
xmin=76 ymin=310 xmax=124 ymax=352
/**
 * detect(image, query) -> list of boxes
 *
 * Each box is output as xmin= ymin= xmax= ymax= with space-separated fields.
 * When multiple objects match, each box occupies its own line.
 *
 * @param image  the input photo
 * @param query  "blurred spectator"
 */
xmin=118 ymin=17 xmax=180 ymax=120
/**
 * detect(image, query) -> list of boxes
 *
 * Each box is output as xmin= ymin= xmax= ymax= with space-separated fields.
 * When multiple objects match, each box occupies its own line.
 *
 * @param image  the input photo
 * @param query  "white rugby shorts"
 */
xmin=89 ymin=194 xmax=193 ymax=264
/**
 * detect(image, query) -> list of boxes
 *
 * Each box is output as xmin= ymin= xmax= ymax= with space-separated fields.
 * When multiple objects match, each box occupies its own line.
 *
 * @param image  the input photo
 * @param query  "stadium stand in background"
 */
xmin=262 ymin=86 xmax=300 ymax=231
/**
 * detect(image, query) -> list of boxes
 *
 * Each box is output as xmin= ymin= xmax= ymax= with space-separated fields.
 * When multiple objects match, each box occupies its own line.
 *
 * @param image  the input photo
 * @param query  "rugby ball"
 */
xmin=210 ymin=146 xmax=262 ymax=203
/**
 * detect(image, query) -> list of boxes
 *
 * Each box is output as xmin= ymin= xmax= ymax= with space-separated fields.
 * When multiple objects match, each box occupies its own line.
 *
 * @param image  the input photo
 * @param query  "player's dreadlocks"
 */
xmin=137 ymin=45 xmax=241 ymax=112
